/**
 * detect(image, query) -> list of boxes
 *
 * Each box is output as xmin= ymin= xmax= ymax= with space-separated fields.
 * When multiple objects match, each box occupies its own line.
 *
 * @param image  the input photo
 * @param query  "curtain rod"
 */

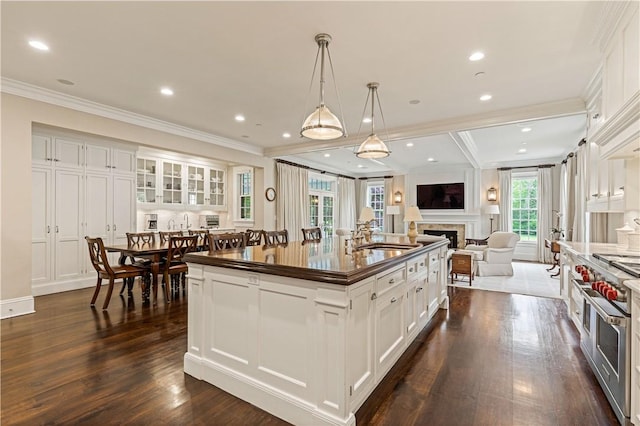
xmin=497 ymin=164 xmax=555 ymax=171
xmin=358 ymin=176 xmax=394 ymax=180
xmin=275 ymin=159 xmax=355 ymax=180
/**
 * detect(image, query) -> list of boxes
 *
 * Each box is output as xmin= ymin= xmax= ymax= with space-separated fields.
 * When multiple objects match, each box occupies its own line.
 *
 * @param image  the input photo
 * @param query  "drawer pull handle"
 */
xmin=371 ymin=293 xmax=377 ymax=301
xmin=390 ymin=297 xmax=397 ymax=303
xmin=388 ymin=278 xmax=395 ymax=284
xmin=409 ymin=268 xmax=414 ymax=273
xmin=416 ymin=287 xmax=423 ymax=293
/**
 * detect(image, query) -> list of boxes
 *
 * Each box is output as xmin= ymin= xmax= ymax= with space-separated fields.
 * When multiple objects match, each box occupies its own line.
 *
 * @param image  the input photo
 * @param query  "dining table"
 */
xmin=103 ymin=241 xmax=173 ymax=303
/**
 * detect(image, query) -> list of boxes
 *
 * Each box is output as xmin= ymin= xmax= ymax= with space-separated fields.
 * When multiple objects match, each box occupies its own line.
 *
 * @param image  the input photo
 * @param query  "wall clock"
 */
xmin=265 ymin=187 xmax=276 ymax=202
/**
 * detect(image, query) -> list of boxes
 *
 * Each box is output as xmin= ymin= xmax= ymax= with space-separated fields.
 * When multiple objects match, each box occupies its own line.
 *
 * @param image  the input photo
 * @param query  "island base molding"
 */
xmin=184 ymin=353 xmax=356 ymax=426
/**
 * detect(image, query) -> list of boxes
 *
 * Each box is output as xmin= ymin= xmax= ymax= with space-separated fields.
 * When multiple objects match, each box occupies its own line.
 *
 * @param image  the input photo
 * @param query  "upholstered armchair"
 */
xmin=462 ymin=231 xmax=520 ymax=276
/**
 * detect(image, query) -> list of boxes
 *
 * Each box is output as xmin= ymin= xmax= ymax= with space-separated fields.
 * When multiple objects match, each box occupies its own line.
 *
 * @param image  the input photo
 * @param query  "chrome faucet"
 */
xmin=168 ymin=219 xmax=175 ymax=230
xmin=184 ymin=213 xmax=191 ymax=229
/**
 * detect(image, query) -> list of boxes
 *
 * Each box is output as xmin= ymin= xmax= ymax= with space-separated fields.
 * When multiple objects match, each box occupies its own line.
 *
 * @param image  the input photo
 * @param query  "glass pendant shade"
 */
xmin=355 ymin=133 xmax=390 ymax=159
xmin=301 ymin=104 xmax=344 ymax=140
xmin=355 ymin=82 xmax=391 ymax=159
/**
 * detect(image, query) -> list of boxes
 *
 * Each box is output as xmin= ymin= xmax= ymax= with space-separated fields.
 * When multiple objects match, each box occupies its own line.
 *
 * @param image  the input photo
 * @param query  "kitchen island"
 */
xmin=183 ymin=235 xmax=449 ymax=425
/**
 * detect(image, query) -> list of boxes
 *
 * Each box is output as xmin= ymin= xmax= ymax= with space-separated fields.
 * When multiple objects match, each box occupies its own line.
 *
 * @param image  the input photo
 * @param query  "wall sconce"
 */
xmin=393 ymin=191 xmax=403 ymax=204
xmin=487 ymin=187 xmax=497 ymax=202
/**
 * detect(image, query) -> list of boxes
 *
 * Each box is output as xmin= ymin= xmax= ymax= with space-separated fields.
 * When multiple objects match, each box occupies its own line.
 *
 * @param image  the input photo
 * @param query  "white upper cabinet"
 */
xmin=85 ymin=142 xmax=136 ymax=174
xmin=32 ymin=134 xmax=84 ymax=169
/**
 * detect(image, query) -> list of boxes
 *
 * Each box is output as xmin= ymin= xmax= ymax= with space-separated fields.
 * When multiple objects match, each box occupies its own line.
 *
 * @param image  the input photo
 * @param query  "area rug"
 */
xmin=448 ymin=261 xmax=561 ymax=299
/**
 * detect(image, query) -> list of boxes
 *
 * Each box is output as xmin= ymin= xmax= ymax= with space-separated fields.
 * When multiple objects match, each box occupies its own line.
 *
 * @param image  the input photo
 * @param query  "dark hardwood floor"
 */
xmin=1 ymin=285 xmax=618 ymax=425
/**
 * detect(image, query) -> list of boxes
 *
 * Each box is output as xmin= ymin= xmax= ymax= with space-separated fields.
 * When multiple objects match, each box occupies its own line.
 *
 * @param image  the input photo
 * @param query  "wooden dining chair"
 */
xmin=85 ymin=236 xmax=150 ymax=309
xmin=162 ymin=235 xmax=198 ymax=301
xmin=209 ymin=232 xmax=247 ymax=251
xmin=188 ymin=229 xmax=210 ymax=251
xmin=301 ymin=227 xmax=322 ymax=242
xmin=121 ymin=232 xmax=156 ymax=294
xmin=244 ymin=229 xmax=263 ymax=246
xmin=159 ymin=230 xmax=183 ymax=244
xmin=261 ymin=230 xmax=289 ymax=246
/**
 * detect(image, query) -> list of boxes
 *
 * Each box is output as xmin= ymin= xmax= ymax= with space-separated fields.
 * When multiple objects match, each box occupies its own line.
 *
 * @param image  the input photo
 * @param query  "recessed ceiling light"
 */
xmin=28 ymin=40 xmax=49 ymax=51
xmin=521 ymin=127 xmax=532 ymax=132
xmin=235 ymin=114 xmax=245 ymax=122
xmin=324 ymin=153 xmax=331 ymax=158
xmin=409 ymin=99 xmax=420 ymax=105
xmin=160 ymin=87 xmax=174 ymax=96
xmin=282 ymin=132 xmax=291 ymax=138
xmin=362 ymin=117 xmax=372 ymax=124
xmin=357 ymin=164 xmax=364 ymax=168
xmin=518 ymin=148 xmax=527 ymax=153
xmin=406 ymin=142 xmax=414 ymax=147
xmin=469 ymin=51 xmax=485 ymax=61
xmin=427 ymin=157 xmax=436 ymax=162
xmin=480 ymin=94 xmax=492 ymax=101
xmin=56 ymin=79 xmax=74 ymax=86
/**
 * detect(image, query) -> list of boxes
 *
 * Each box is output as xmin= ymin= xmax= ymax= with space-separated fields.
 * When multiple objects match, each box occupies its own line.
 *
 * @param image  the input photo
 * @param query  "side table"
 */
xmin=450 ymin=252 xmax=474 ymax=286
xmin=544 ymin=238 xmax=560 ymax=277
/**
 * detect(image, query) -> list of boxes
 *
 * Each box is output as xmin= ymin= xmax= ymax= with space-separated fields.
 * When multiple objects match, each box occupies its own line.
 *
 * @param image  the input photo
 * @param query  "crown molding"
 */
xmin=265 ymin=98 xmax=587 ymax=157
xmin=1 ymin=78 xmax=263 ymax=157
xmin=451 ymin=131 xmax=481 ymax=169
xmin=591 ymin=1 xmax=635 ymax=52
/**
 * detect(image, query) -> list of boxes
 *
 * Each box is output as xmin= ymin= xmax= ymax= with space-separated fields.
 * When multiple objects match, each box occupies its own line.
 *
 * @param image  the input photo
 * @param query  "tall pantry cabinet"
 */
xmin=31 ymin=130 xmax=136 ymax=295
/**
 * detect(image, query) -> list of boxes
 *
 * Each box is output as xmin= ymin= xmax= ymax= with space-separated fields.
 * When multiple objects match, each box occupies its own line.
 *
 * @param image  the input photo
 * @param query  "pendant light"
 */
xmin=355 ymin=82 xmax=391 ymax=159
xmin=300 ymin=33 xmax=346 ymax=140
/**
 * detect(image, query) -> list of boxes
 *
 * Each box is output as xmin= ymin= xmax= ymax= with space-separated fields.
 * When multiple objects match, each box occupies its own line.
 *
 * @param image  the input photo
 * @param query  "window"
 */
xmin=511 ymin=173 xmax=538 ymax=241
xmin=308 ymin=174 xmax=335 ymax=235
xmin=366 ymin=183 xmax=384 ymax=230
xmin=238 ymin=171 xmax=252 ymax=220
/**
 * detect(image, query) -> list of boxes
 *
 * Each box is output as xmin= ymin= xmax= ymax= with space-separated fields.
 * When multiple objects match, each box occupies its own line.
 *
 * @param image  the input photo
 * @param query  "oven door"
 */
xmin=573 ymin=279 xmax=595 ymax=363
xmin=592 ymin=301 xmax=630 ymax=421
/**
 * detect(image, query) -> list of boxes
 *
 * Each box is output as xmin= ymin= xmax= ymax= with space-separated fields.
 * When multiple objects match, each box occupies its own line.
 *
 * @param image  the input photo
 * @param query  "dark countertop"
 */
xmin=184 ymin=235 xmax=448 ymax=286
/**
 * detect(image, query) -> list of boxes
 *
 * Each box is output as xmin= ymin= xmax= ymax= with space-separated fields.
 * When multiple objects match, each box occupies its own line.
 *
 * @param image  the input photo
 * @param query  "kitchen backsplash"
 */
xmin=136 ymin=210 xmax=230 ymax=232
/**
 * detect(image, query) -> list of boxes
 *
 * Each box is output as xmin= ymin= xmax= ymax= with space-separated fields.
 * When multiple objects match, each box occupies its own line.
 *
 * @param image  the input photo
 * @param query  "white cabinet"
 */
xmin=137 ymin=155 xmax=226 ymax=209
xmin=32 ymin=134 xmax=84 ymax=169
xmin=347 ymin=277 xmax=375 ymax=410
xmin=32 ymin=165 xmax=84 ymax=287
xmin=31 ymin=131 xmax=136 ymax=294
xmin=405 ymin=256 xmax=428 ymax=341
xmin=374 ymin=285 xmax=405 ymax=381
xmin=586 ymin=140 xmax=627 ymax=212
xmin=631 ymin=289 xmax=640 ymax=425
xmin=85 ymin=142 xmax=136 ymax=174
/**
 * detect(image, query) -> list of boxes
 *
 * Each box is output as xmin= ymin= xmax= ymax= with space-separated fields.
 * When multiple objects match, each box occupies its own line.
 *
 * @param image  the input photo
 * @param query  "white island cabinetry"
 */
xmin=184 ymin=241 xmax=448 ymax=426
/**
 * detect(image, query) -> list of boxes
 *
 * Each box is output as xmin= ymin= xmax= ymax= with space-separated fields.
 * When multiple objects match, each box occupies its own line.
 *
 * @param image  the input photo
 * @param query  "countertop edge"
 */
xmin=185 ymin=239 xmax=448 ymax=286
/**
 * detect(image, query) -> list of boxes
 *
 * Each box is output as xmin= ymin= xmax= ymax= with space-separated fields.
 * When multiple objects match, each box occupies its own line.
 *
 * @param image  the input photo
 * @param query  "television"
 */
xmin=416 ymin=183 xmax=465 ymax=210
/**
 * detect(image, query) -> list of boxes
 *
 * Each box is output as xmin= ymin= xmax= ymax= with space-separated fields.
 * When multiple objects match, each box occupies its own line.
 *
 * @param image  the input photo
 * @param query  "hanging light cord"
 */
xmin=325 ymin=47 xmax=347 ymax=137
xmin=355 ymin=88 xmax=371 ymax=139
xmin=374 ymin=87 xmax=391 ymax=142
xmin=300 ymin=47 xmax=321 ymax=132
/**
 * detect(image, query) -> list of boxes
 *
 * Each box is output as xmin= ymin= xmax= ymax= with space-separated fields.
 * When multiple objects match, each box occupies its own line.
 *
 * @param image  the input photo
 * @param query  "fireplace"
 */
xmin=417 ymin=223 xmax=466 ymax=249
xmin=423 ymin=230 xmax=458 ymax=248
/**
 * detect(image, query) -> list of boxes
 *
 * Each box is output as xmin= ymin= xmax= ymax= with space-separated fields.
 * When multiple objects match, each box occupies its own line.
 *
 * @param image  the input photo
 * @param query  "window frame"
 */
xmin=308 ymin=172 xmax=336 ymax=236
xmin=365 ymin=181 xmax=385 ymax=230
xmin=235 ymin=167 xmax=254 ymax=223
xmin=511 ymin=171 xmax=538 ymax=242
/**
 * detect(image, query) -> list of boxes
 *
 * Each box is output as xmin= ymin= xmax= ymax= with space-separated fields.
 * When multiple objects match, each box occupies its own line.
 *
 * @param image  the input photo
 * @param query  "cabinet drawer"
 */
xmin=376 ymin=265 xmax=405 ymax=295
xmin=407 ymin=257 xmax=426 ymax=279
xmin=416 ymin=257 xmax=428 ymax=274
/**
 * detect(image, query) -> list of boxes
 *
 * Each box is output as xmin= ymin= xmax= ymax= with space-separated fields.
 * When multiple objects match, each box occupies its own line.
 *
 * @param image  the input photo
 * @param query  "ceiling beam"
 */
xmin=450 ymin=131 xmax=481 ymax=169
xmin=264 ymin=98 xmax=586 ymax=157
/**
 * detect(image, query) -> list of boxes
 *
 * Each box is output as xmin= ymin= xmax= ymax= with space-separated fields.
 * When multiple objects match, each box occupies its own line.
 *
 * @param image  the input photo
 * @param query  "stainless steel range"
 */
xmin=572 ymin=253 xmax=635 ymax=425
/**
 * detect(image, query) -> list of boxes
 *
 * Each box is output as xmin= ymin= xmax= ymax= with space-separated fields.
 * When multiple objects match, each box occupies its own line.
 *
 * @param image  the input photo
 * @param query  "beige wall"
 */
xmin=1 ymin=93 xmax=276 ymax=302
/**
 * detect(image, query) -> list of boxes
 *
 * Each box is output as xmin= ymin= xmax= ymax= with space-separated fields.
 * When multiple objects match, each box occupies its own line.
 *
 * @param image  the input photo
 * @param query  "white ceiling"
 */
xmin=1 ymin=1 xmax=607 ymax=176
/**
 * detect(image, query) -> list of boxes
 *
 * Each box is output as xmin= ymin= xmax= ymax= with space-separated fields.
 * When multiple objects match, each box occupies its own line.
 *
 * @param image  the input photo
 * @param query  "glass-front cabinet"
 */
xmin=208 ymin=168 xmax=225 ymax=207
xmin=136 ymin=158 xmax=157 ymax=203
xmin=162 ymin=161 xmax=183 ymax=204
xmin=136 ymin=154 xmax=226 ymax=209
xmin=187 ymin=166 xmax=205 ymax=206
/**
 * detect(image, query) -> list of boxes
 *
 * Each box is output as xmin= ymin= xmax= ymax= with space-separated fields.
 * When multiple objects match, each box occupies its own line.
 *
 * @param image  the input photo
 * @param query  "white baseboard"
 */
xmin=1 ymin=296 xmax=35 ymax=319
xmin=32 ymin=277 xmax=95 ymax=296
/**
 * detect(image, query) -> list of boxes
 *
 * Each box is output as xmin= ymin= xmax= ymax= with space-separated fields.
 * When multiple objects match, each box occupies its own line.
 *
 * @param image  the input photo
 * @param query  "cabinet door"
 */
xmin=32 ymin=135 xmax=52 ymax=166
xmin=111 ymin=147 xmax=136 ymax=174
xmin=415 ymin=274 xmax=429 ymax=329
xmin=405 ymin=278 xmax=418 ymax=340
xmin=374 ymin=287 xmax=405 ymax=381
xmin=427 ymin=268 xmax=440 ymax=318
xmin=32 ymin=167 xmax=53 ymax=285
xmin=85 ymin=143 xmax=111 ymax=172
xmin=85 ymin=173 xmax=112 ymax=270
xmin=187 ymin=165 xmax=205 ymax=205
xmin=136 ymin=158 xmax=158 ymax=203
xmin=54 ymin=169 xmax=84 ymax=280
xmin=54 ymin=137 xmax=84 ymax=169
xmin=208 ymin=168 xmax=225 ymax=206
xmin=609 ymin=159 xmax=625 ymax=197
xmin=112 ymin=175 xmax=136 ymax=246
xmin=162 ymin=161 xmax=183 ymax=204
xmin=348 ymin=279 xmax=375 ymax=409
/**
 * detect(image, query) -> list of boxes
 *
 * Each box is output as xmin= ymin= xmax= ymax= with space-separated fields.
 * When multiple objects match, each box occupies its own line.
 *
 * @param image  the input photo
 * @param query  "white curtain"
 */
xmin=336 ymin=176 xmax=356 ymax=231
xmin=356 ymin=178 xmax=367 ymax=220
xmin=498 ymin=169 xmax=512 ymax=232
xmin=573 ymin=143 xmax=587 ymax=242
xmin=537 ymin=167 xmax=553 ymax=263
xmin=276 ymin=162 xmax=309 ymax=241
xmin=383 ymin=177 xmax=393 ymax=232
